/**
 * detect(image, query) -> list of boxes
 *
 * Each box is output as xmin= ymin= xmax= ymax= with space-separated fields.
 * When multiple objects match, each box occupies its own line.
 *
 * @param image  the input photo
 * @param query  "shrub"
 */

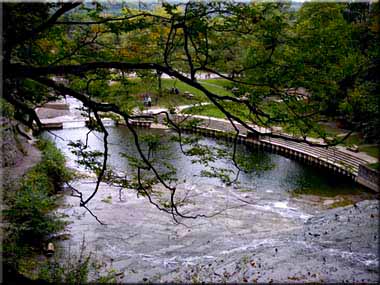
xmin=38 ymin=238 xmax=117 ymax=283
xmin=3 ymin=138 xmax=72 ymax=273
xmin=36 ymin=139 xmax=73 ymax=191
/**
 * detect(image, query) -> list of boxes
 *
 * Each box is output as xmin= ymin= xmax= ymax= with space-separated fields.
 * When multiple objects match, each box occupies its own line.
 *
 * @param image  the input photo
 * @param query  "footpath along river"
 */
xmin=45 ymin=123 xmax=379 ymax=283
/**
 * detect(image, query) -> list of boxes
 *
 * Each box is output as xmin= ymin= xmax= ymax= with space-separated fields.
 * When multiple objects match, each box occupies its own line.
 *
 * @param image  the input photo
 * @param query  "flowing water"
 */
xmin=44 ymin=124 xmax=378 ymax=282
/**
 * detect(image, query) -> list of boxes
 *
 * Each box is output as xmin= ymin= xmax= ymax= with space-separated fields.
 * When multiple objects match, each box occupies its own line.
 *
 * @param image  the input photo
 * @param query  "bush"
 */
xmin=38 ymin=238 xmax=117 ymax=283
xmin=0 ymin=98 xmax=15 ymax=118
xmin=3 ymin=138 xmax=72 ymax=273
xmin=36 ymin=139 xmax=73 ymax=191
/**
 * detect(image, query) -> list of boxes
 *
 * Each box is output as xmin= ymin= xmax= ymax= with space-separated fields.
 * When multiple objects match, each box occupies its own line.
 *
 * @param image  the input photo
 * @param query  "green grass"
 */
xmin=183 ymin=104 xmax=225 ymax=118
xmin=162 ymin=79 xmax=232 ymax=100
xmin=119 ymin=78 xmax=236 ymax=108
xmin=360 ymin=145 xmax=379 ymax=158
xmin=202 ymin=78 xmax=232 ymax=87
xmin=184 ymin=100 xmax=327 ymax=139
xmin=161 ymin=79 xmax=207 ymax=98
xmin=111 ymin=78 xmax=212 ymax=108
xmin=260 ymin=100 xmax=288 ymax=118
xmin=199 ymin=80 xmax=233 ymax=97
xmin=367 ymin=162 xmax=380 ymax=170
xmin=153 ymin=91 xmax=202 ymax=108
xmin=339 ymin=133 xmax=363 ymax=146
xmin=320 ymin=124 xmax=346 ymax=136
xmin=182 ymin=101 xmax=254 ymax=122
xmin=106 ymin=79 xmax=206 ymax=110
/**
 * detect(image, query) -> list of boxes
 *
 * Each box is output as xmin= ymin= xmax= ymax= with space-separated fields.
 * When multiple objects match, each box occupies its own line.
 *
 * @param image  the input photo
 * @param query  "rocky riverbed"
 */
xmin=170 ymin=200 xmax=379 ymax=283
xmin=58 ymin=178 xmax=379 ymax=283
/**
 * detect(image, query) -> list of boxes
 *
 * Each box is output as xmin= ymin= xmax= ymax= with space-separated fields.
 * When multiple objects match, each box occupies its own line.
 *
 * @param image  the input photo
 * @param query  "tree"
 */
xmin=3 ymin=1 xmax=378 ymax=222
xmin=293 ymin=3 xmax=378 ymax=141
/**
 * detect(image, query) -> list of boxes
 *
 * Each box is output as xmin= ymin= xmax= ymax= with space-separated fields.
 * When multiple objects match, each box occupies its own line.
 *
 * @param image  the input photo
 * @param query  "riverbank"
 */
xmin=1 ymin=135 xmax=67 ymax=281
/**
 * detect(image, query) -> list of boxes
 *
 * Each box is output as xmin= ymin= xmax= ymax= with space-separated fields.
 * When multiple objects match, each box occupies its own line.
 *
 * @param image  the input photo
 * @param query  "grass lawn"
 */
xmin=183 ymin=104 xmax=225 ymax=118
xmin=161 ymin=78 xmax=233 ymax=98
xmin=319 ymin=124 xmax=347 ymax=136
xmin=367 ymin=162 xmax=380 ymax=170
xmin=182 ymin=102 xmax=254 ymax=122
xmin=161 ymin=79 xmax=207 ymax=98
xmin=118 ymin=78 xmax=208 ymax=108
xmin=360 ymin=145 xmax=379 ymax=158
xmin=338 ymin=133 xmax=363 ymax=146
xmin=199 ymin=81 xmax=233 ymax=97
xmin=154 ymin=93 xmax=201 ymax=108
xmin=202 ymin=78 xmax=232 ymax=87
xmin=123 ymin=78 xmax=236 ymax=108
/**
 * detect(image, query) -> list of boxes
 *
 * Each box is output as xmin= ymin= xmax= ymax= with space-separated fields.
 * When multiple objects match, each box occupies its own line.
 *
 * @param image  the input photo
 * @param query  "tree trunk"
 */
xmin=157 ymin=71 xmax=163 ymax=105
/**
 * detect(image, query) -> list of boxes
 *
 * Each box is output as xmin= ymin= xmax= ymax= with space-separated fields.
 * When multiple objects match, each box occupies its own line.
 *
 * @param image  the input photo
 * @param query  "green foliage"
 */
xmin=183 ymin=104 xmax=225 ymax=118
xmin=120 ymin=133 xmax=178 ymax=190
xmin=68 ymin=140 xmax=104 ymax=173
xmin=360 ymin=145 xmax=379 ymax=158
xmin=367 ymin=162 xmax=380 ymax=171
xmin=3 ymin=139 xmax=71 ymax=272
xmin=180 ymin=118 xmax=203 ymax=129
xmin=237 ymin=2 xmax=379 ymax=142
xmin=38 ymin=238 xmax=117 ymax=283
xmin=235 ymin=148 xmax=275 ymax=174
xmin=36 ymin=139 xmax=73 ymax=190
xmin=0 ymin=98 xmax=15 ymax=118
xmin=200 ymin=167 xmax=234 ymax=184
xmin=4 ymin=1 xmax=379 ymax=144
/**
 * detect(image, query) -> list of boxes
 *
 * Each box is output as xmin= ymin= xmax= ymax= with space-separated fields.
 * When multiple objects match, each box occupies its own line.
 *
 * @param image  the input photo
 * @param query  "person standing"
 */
xmin=143 ymin=95 xmax=148 ymax=107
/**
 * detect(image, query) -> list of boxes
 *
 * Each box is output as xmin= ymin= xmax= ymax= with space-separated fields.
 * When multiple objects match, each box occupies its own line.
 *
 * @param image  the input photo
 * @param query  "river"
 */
xmin=44 ymin=125 xmax=378 ymax=283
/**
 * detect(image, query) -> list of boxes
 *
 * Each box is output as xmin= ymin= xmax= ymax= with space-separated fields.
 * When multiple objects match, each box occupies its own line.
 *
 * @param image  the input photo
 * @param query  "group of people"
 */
xmin=143 ymin=94 xmax=152 ymax=107
xmin=169 ymin=87 xmax=180 ymax=95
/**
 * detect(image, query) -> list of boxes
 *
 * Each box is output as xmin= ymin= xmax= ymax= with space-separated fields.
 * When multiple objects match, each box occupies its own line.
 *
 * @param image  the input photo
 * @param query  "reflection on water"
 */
xmin=44 ymin=126 xmax=365 ymax=198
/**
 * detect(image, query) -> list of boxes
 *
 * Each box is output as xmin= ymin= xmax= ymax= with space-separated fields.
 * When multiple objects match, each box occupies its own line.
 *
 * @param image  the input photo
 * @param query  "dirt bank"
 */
xmin=1 ymin=118 xmax=41 ymax=199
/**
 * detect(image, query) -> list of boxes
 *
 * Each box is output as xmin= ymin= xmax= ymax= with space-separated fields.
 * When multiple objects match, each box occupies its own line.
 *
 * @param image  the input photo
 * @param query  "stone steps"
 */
xmin=269 ymin=137 xmax=366 ymax=167
xmin=265 ymin=137 xmax=364 ymax=174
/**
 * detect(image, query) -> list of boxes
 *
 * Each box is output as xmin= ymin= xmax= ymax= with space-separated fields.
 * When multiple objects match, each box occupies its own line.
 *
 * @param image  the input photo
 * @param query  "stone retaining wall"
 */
xmin=155 ymin=113 xmax=378 ymax=191
xmin=356 ymin=164 xmax=379 ymax=192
